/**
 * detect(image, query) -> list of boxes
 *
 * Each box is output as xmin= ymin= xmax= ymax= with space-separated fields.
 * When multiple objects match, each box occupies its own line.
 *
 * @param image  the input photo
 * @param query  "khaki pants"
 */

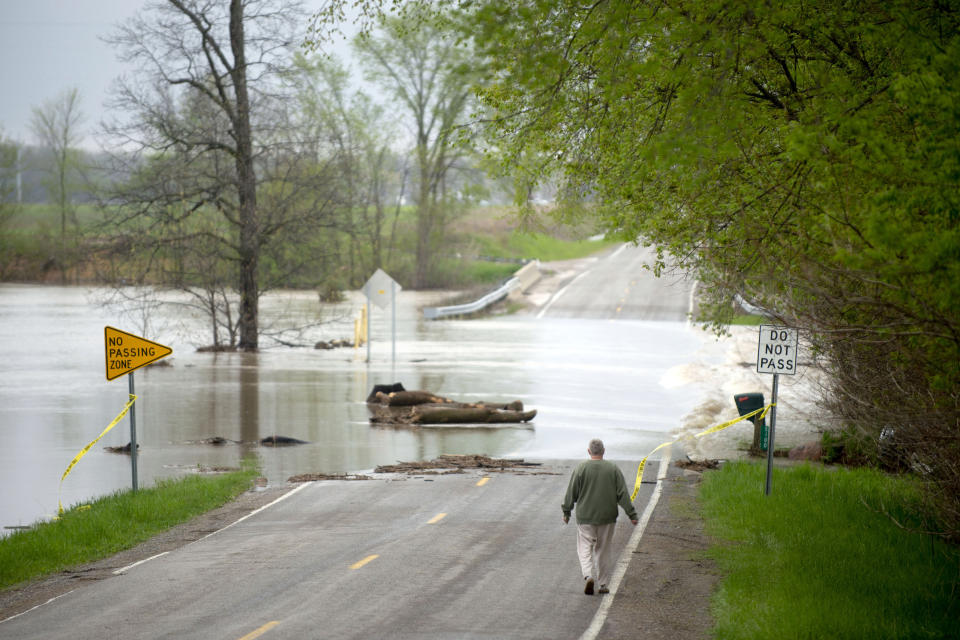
xmin=576 ymin=522 xmax=616 ymax=587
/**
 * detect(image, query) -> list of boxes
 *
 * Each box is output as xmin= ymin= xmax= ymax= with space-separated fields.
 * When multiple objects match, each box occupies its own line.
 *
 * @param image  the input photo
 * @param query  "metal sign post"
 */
xmin=765 ymin=374 xmax=778 ymax=496
xmin=128 ymin=372 xmax=138 ymax=491
xmin=756 ymin=325 xmax=799 ymax=495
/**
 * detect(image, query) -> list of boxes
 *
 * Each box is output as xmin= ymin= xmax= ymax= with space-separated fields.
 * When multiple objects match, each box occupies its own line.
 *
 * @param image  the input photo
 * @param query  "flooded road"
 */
xmin=0 ymin=269 xmax=727 ymax=530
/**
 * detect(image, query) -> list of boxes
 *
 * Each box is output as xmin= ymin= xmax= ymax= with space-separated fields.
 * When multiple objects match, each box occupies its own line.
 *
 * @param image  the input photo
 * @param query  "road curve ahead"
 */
xmin=538 ymin=244 xmax=696 ymax=321
xmin=0 ymin=461 xmax=664 ymax=640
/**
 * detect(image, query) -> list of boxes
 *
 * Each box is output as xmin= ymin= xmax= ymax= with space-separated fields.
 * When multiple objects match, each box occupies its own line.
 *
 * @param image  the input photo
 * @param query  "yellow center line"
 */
xmin=427 ymin=513 xmax=446 ymax=524
xmin=350 ymin=554 xmax=379 ymax=570
xmin=237 ymin=621 xmax=280 ymax=640
xmin=476 ymin=477 xmax=490 ymax=487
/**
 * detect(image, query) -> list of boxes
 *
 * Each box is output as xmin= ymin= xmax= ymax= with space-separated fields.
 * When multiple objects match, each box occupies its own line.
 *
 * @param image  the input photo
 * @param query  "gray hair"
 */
xmin=588 ymin=439 xmax=605 ymax=456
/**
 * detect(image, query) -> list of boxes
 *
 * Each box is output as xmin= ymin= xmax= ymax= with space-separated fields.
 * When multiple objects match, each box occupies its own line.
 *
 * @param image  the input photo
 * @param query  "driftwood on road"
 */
xmin=375 ymin=454 xmax=542 ymax=474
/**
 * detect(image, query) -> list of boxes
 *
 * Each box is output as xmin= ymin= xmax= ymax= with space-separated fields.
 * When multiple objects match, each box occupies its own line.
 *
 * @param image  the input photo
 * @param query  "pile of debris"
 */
xmin=287 ymin=472 xmax=372 ymax=482
xmin=375 ymin=454 xmax=541 ymax=474
xmin=675 ymin=458 xmax=722 ymax=472
xmin=367 ymin=384 xmax=536 ymax=425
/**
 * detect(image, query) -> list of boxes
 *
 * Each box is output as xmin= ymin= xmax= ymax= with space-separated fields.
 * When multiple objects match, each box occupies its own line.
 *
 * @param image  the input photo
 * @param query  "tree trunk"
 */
xmin=230 ymin=0 xmax=259 ymax=351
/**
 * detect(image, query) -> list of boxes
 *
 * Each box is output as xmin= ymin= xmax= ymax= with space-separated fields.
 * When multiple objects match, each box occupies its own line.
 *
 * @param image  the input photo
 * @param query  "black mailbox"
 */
xmin=734 ymin=392 xmax=767 ymax=452
xmin=734 ymin=392 xmax=765 ymax=425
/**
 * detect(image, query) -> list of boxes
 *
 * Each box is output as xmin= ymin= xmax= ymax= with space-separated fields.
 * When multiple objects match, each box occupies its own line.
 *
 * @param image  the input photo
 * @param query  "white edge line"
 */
xmin=113 ymin=551 xmax=170 ymax=575
xmin=113 ymin=483 xmax=314 ymax=572
xmin=608 ymin=243 xmax=629 ymax=260
xmin=190 ymin=481 xmax=312 ymax=546
xmin=536 ymin=243 xmax=628 ymax=319
xmin=0 ymin=590 xmax=75 ymax=625
xmin=536 ymin=270 xmax=590 ymax=319
xmin=579 ymin=449 xmax=672 ymax=640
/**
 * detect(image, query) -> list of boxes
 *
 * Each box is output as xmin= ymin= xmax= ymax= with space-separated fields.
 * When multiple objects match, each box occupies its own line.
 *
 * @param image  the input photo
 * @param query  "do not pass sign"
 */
xmin=757 ymin=325 xmax=798 ymax=375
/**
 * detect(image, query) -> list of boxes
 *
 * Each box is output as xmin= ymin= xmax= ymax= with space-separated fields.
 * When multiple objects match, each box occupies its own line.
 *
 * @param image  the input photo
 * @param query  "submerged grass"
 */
xmin=0 ymin=464 xmax=258 ymax=591
xmin=699 ymin=462 xmax=960 ymax=639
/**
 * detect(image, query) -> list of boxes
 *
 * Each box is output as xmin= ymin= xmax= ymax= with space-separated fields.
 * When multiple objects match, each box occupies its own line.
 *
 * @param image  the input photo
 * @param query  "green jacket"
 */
xmin=562 ymin=459 xmax=638 ymax=525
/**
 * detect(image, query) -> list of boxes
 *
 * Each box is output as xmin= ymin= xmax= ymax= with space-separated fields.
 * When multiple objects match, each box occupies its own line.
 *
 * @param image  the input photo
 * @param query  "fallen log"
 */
xmin=413 ymin=406 xmax=493 ymax=423
xmin=369 ymin=403 xmax=536 ymax=425
xmin=376 ymin=390 xmax=449 ymax=406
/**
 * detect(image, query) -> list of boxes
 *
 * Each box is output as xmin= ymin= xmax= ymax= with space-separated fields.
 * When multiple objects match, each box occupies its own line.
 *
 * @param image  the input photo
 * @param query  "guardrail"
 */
xmin=423 ymin=260 xmax=540 ymax=320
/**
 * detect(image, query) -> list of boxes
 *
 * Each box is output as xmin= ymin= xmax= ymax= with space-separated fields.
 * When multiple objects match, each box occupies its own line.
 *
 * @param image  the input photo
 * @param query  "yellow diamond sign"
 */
xmin=104 ymin=326 xmax=173 ymax=381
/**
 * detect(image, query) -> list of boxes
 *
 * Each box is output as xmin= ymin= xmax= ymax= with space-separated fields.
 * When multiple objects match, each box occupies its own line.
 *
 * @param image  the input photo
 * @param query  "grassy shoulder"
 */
xmin=0 ymin=464 xmax=258 ymax=591
xmin=699 ymin=462 xmax=960 ymax=639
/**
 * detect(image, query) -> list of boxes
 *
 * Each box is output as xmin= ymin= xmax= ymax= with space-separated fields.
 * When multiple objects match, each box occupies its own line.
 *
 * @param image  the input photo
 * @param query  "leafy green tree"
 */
xmin=466 ymin=0 xmax=960 ymax=534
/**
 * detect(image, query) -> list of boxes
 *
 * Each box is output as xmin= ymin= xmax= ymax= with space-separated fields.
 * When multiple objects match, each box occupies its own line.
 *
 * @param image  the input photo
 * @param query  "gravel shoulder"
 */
xmin=602 ymin=466 xmax=718 ymax=639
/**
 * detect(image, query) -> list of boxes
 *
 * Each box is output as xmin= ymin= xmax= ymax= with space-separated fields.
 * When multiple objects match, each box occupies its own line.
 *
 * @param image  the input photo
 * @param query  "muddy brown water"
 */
xmin=0 ymin=284 xmax=725 ymax=531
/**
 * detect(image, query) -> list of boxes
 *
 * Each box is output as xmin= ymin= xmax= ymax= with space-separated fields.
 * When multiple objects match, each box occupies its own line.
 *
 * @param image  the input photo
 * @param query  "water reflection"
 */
xmin=0 ymin=284 xmax=725 ymax=530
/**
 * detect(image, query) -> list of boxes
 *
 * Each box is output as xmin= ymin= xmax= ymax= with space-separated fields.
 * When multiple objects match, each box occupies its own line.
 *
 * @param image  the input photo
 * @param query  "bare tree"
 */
xmin=30 ymin=87 xmax=85 ymax=275
xmin=103 ymin=0 xmax=307 ymax=351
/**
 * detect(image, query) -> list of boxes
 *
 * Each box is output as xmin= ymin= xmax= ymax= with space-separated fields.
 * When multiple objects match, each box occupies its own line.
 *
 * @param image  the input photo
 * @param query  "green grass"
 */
xmin=699 ymin=462 xmax=960 ymax=639
xmin=0 ymin=463 xmax=258 ymax=591
xmin=728 ymin=314 xmax=766 ymax=326
xmin=470 ymin=231 xmax=616 ymax=262
xmin=461 ymin=260 xmax=519 ymax=284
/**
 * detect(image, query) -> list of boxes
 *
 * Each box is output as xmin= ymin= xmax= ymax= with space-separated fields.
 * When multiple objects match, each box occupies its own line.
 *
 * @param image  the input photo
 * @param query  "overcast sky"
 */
xmin=0 ymin=0 xmax=347 ymax=150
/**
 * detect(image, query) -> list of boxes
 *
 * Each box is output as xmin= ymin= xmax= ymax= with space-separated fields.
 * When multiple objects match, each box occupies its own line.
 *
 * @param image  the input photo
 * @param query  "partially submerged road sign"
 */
xmin=363 ymin=268 xmax=401 ymax=310
xmin=104 ymin=326 xmax=172 ymax=381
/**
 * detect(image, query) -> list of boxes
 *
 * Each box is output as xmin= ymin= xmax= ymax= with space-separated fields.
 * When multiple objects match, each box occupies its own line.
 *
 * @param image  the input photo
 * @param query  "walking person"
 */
xmin=562 ymin=439 xmax=639 ymax=595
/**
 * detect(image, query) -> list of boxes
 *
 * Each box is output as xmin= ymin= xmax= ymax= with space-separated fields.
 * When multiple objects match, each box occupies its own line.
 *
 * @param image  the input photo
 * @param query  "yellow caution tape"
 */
xmin=630 ymin=403 xmax=774 ymax=501
xmin=58 ymin=394 xmax=137 ymax=516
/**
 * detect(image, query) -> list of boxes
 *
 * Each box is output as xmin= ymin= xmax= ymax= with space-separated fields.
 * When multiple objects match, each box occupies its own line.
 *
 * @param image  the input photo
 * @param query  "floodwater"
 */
xmin=0 ymin=284 xmax=727 ymax=530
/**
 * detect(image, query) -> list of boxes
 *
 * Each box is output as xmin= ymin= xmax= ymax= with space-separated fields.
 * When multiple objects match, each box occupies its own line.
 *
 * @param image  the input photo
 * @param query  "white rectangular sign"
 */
xmin=757 ymin=325 xmax=798 ymax=375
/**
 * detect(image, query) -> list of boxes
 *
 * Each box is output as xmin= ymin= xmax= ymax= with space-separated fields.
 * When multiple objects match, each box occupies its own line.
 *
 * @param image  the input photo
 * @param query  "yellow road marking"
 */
xmin=427 ymin=513 xmax=447 ymax=524
xmin=350 ymin=554 xmax=379 ymax=570
xmin=476 ymin=477 xmax=490 ymax=487
xmin=237 ymin=621 xmax=280 ymax=640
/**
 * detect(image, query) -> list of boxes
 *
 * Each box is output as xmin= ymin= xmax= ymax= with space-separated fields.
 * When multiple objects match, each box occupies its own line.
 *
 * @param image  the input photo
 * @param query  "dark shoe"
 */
xmin=598 ymin=585 xmax=609 ymax=594
xmin=584 ymin=578 xmax=594 ymax=595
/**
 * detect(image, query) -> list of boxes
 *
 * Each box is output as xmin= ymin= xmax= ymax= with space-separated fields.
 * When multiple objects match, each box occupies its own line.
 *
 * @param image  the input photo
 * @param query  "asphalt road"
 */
xmin=538 ymin=243 xmax=696 ymax=321
xmin=0 ymin=460 xmax=663 ymax=640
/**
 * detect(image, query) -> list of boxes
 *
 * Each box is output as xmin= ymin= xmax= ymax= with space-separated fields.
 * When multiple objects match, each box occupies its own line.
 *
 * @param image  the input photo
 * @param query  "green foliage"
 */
xmin=0 ymin=463 xmax=258 ymax=590
xmin=467 ymin=0 xmax=960 ymax=536
xmin=700 ymin=462 xmax=960 ymax=639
